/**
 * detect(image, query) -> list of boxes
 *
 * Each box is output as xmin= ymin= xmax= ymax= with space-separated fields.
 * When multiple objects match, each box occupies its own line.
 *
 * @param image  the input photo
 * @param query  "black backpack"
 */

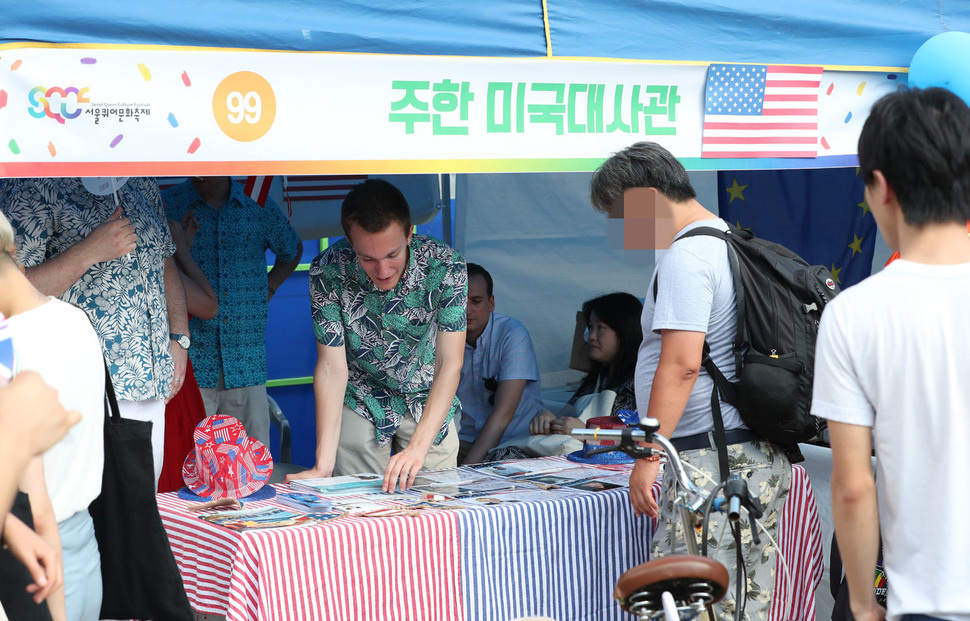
xmin=664 ymin=226 xmax=839 ymax=473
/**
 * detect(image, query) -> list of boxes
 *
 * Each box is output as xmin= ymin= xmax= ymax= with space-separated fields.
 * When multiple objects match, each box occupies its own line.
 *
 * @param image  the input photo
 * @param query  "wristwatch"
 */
xmin=170 ymin=333 xmax=191 ymax=350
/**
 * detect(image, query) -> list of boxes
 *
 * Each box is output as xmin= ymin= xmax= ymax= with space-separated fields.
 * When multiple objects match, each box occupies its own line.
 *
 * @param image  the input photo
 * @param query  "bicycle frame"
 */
xmin=572 ymin=419 xmax=734 ymax=620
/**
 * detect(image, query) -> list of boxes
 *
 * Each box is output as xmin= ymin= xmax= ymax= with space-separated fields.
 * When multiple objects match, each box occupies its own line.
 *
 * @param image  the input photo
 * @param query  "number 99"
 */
xmin=226 ymin=91 xmax=262 ymax=125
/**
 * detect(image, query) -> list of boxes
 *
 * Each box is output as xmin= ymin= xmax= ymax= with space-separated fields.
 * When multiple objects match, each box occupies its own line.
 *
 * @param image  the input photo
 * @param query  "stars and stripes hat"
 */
xmin=182 ymin=415 xmax=273 ymax=499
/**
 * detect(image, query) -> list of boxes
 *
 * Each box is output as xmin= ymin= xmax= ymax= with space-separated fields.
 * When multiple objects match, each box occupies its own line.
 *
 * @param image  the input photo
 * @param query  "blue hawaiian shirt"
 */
xmin=0 ymin=177 xmax=176 ymax=401
xmin=309 ymin=235 xmax=467 ymax=446
xmin=163 ymin=180 xmax=301 ymax=389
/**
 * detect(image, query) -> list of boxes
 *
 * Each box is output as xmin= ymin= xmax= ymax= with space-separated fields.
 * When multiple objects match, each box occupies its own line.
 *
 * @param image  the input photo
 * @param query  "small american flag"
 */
xmin=243 ymin=175 xmax=274 ymax=207
xmin=702 ymin=64 xmax=823 ymax=159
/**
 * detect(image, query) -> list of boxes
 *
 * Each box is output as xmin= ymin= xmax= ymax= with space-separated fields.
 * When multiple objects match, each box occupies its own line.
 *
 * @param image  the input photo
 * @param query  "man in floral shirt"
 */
xmin=289 ymin=179 xmax=466 ymax=492
xmin=0 ymin=177 xmax=188 ymax=488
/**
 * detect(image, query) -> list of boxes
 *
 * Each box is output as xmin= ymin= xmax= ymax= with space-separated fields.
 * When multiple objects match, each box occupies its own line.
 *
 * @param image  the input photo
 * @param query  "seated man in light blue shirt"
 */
xmin=457 ymin=263 xmax=544 ymax=464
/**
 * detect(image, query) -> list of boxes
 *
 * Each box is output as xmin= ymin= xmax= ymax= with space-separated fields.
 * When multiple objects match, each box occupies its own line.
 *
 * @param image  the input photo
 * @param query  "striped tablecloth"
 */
xmin=158 ymin=462 xmax=822 ymax=621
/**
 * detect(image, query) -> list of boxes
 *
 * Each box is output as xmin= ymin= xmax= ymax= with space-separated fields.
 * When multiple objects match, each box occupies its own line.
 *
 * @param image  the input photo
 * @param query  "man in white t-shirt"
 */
xmin=589 ymin=142 xmax=791 ymax=619
xmin=814 ymin=87 xmax=970 ymax=621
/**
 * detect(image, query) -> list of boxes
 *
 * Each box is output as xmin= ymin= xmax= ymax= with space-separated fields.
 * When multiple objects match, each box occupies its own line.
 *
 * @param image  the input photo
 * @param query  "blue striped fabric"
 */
xmin=457 ymin=489 xmax=652 ymax=621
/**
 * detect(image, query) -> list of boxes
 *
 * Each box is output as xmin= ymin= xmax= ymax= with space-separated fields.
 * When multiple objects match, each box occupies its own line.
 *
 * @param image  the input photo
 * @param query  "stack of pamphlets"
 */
xmin=197 ymin=506 xmax=336 ymax=531
xmin=289 ymin=473 xmax=385 ymax=496
xmin=274 ymin=489 xmax=334 ymax=514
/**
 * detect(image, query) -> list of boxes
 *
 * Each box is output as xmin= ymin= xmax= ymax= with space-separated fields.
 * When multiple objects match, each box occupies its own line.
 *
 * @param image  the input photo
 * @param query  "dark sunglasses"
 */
xmin=483 ymin=376 xmax=498 ymax=406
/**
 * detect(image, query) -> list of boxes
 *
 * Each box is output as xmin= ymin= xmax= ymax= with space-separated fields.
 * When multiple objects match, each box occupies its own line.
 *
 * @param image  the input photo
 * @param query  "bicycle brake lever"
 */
xmin=744 ymin=492 xmax=764 ymax=520
xmin=583 ymin=446 xmax=624 ymax=457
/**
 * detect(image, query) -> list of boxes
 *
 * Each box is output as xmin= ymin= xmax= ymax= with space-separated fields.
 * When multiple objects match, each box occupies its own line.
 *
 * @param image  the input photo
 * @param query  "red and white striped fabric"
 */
xmin=770 ymin=464 xmax=825 ymax=621
xmin=158 ymin=492 xmax=463 ymax=621
xmin=281 ymin=174 xmax=367 ymax=217
xmin=158 ymin=461 xmax=822 ymax=621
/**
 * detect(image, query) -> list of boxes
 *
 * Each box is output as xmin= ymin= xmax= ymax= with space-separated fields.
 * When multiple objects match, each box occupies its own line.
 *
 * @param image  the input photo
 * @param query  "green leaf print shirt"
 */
xmin=309 ymin=235 xmax=467 ymax=446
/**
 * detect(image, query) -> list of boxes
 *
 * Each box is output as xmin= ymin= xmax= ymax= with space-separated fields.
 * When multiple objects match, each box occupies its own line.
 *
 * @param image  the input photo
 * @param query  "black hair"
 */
xmin=589 ymin=141 xmax=696 ymax=213
xmin=858 ymin=87 xmax=970 ymax=226
xmin=580 ymin=292 xmax=643 ymax=390
xmin=341 ymin=178 xmax=412 ymax=237
xmin=465 ymin=262 xmax=493 ymax=298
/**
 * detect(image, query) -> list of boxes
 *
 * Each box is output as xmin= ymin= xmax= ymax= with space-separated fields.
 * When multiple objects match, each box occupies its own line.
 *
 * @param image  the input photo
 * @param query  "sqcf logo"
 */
xmin=28 ymin=86 xmax=91 ymax=124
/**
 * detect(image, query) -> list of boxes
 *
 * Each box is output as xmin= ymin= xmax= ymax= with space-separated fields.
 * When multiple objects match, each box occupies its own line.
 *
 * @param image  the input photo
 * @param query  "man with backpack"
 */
xmin=815 ymin=87 xmax=970 ymax=621
xmin=590 ymin=141 xmax=792 ymax=620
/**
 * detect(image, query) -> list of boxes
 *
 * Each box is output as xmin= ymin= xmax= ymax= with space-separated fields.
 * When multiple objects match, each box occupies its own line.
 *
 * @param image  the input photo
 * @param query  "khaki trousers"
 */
xmin=334 ymin=404 xmax=458 ymax=476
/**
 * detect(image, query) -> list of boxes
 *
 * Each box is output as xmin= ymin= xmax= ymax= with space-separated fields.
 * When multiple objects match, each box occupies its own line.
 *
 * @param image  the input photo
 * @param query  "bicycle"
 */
xmin=572 ymin=417 xmax=773 ymax=621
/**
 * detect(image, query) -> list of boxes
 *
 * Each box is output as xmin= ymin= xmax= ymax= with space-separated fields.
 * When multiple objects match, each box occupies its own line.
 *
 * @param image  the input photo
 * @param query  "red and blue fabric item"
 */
xmin=182 ymin=414 xmax=273 ymax=499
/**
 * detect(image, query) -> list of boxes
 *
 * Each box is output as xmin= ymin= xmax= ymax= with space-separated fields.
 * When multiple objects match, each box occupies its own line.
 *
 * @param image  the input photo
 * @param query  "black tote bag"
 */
xmin=88 ymin=361 xmax=194 ymax=620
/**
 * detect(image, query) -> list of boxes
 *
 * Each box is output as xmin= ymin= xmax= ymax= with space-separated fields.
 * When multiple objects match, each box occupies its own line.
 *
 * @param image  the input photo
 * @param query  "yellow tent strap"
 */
xmin=541 ymin=0 xmax=553 ymax=57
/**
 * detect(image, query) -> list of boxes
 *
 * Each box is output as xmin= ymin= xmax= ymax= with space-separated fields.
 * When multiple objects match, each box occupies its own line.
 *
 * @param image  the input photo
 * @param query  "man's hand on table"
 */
xmin=383 ymin=444 xmax=427 ymax=492
xmin=529 ymin=410 xmax=556 ymax=435
xmin=285 ymin=464 xmax=333 ymax=484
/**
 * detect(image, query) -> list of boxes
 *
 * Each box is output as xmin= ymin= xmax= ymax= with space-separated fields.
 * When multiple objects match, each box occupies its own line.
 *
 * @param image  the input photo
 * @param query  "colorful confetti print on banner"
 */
xmin=81 ymin=57 xmax=97 ymax=65
xmin=819 ymin=74 xmax=897 ymax=157
xmin=0 ymin=90 xmax=7 ymax=109
xmin=188 ymin=137 xmax=201 ymax=154
xmin=7 ymin=139 xmax=19 ymax=155
xmin=181 ymin=71 xmax=191 ymax=87
xmin=137 ymin=63 xmax=151 ymax=81
xmin=167 ymin=113 xmax=179 ymax=128
xmin=109 ymin=134 xmax=124 ymax=148
xmin=48 ymin=142 xmax=57 ymax=157
xmin=9 ymin=59 xmax=22 ymax=71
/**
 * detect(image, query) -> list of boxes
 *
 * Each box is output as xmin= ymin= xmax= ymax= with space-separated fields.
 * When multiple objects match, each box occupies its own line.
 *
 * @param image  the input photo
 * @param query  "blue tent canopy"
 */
xmin=3 ymin=0 xmax=969 ymax=68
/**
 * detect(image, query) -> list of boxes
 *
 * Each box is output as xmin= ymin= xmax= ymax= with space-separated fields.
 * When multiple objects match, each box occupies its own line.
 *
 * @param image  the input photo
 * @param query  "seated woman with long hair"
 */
xmin=530 ymin=292 xmax=643 ymax=437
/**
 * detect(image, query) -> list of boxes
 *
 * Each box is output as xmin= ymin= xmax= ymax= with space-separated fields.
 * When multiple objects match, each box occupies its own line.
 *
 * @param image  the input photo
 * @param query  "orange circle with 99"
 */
xmin=212 ymin=71 xmax=277 ymax=142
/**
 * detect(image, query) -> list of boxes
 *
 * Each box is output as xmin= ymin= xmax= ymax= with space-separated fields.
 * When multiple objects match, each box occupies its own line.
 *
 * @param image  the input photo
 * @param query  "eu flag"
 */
xmin=717 ymin=168 xmax=876 ymax=288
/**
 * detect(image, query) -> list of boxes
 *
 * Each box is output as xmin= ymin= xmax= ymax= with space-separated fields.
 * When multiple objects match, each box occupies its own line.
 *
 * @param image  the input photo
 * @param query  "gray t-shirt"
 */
xmin=635 ymin=219 xmax=746 ymax=437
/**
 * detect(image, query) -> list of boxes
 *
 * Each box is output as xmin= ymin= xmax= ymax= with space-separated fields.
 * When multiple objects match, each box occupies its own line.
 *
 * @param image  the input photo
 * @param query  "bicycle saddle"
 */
xmin=614 ymin=555 xmax=729 ymax=614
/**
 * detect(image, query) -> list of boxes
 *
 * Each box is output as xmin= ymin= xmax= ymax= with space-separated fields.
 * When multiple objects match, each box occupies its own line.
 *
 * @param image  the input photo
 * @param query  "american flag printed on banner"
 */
xmin=243 ymin=175 xmax=274 ymax=207
xmin=702 ymin=64 xmax=823 ymax=159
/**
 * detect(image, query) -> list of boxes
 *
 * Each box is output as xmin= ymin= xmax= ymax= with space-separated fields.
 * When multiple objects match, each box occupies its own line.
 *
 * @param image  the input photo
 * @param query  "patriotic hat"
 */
xmin=182 ymin=415 xmax=274 ymax=499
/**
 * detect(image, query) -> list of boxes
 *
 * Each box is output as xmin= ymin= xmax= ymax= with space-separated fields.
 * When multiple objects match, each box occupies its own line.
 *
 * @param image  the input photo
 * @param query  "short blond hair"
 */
xmin=0 ymin=210 xmax=14 ymax=254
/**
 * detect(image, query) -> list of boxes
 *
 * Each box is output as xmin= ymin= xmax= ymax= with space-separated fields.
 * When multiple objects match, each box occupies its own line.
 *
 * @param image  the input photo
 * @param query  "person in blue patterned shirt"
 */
xmin=0 ymin=177 xmax=188 ymax=489
xmin=163 ymin=177 xmax=302 ymax=447
xmin=289 ymin=179 xmax=467 ymax=492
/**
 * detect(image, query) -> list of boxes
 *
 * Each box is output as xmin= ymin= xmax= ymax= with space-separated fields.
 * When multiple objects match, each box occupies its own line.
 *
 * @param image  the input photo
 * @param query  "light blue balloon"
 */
xmin=909 ymin=31 xmax=970 ymax=105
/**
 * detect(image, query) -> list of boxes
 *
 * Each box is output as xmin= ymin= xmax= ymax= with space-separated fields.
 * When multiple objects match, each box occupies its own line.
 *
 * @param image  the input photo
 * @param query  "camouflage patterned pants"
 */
xmin=651 ymin=439 xmax=791 ymax=620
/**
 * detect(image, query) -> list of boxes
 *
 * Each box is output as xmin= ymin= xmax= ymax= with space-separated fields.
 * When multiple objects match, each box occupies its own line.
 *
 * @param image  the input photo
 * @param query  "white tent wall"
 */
xmin=455 ymin=170 xmax=720 ymax=388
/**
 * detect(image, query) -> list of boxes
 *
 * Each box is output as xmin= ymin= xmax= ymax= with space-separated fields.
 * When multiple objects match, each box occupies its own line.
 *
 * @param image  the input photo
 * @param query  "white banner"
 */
xmin=0 ymin=44 xmax=904 ymax=176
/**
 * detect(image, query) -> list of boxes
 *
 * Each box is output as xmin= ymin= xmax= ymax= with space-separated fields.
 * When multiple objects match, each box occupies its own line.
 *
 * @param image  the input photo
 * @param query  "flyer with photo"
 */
xmin=467 ymin=460 xmax=569 ymax=480
xmin=198 ymin=506 xmax=324 ymax=531
xmin=413 ymin=478 xmax=535 ymax=499
xmin=289 ymin=473 xmax=384 ymax=496
xmin=274 ymin=489 xmax=334 ymax=514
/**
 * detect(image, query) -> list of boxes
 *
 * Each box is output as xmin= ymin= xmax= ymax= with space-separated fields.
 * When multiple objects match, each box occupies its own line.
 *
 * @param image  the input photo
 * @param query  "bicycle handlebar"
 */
xmin=571 ymin=420 xmax=765 ymax=534
xmin=570 ymin=420 xmax=708 ymax=512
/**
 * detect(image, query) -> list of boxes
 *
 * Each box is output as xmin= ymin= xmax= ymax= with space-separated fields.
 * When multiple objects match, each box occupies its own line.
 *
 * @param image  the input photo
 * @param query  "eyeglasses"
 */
xmin=483 ymin=376 xmax=498 ymax=406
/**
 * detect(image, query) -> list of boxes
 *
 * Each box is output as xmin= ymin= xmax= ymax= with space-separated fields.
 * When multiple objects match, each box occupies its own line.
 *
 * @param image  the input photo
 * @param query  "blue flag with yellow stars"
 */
xmin=717 ymin=168 xmax=877 ymax=288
